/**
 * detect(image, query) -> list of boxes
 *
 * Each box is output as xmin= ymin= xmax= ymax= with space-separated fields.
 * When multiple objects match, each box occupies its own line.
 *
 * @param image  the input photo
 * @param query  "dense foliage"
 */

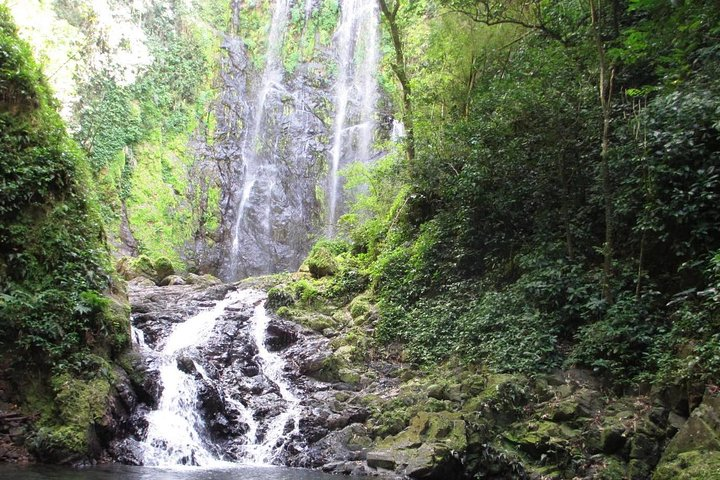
xmin=330 ymin=0 xmax=720 ymax=387
xmin=0 ymin=6 xmax=135 ymax=459
xmin=0 ymin=5 xmax=127 ymax=369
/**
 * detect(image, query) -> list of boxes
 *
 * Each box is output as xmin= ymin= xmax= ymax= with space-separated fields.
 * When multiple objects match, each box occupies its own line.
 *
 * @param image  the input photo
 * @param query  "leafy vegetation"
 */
xmin=287 ymin=0 xmax=720 ymax=388
xmin=0 ymin=4 xmax=128 ymax=459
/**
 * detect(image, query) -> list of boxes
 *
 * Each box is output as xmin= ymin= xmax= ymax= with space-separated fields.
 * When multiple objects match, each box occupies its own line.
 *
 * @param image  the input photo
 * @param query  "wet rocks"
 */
xmin=265 ymin=321 xmax=298 ymax=351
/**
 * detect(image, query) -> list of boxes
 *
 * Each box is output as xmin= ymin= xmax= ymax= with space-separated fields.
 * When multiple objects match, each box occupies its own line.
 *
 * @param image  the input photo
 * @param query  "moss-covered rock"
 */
xmin=307 ymin=245 xmax=339 ymax=278
xmin=153 ymin=256 xmax=175 ymax=281
xmin=129 ymin=255 xmax=156 ymax=280
xmin=371 ymin=411 xmax=467 ymax=478
xmin=266 ymin=285 xmax=296 ymax=310
xmin=654 ymin=393 xmax=720 ymax=479
xmin=653 ymin=450 xmax=720 ymax=479
xmin=503 ymin=420 xmax=578 ymax=459
xmin=28 ymin=373 xmax=113 ymax=463
xmin=349 ymin=294 xmax=372 ymax=320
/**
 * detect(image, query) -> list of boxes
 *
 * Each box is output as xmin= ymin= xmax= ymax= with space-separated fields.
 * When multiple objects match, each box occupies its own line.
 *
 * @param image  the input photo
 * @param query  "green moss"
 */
xmin=349 ymin=293 xmax=372 ymax=319
xmin=129 ymin=255 xmax=156 ymax=280
xmin=653 ymin=450 xmax=720 ymax=480
xmin=153 ymin=256 xmax=174 ymax=281
xmin=267 ymin=285 xmax=296 ymax=310
xmin=28 ymin=373 xmax=113 ymax=461
xmin=595 ymin=456 xmax=628 ymax=480
xmin=307 ymin=243 xmax=341 ymax=278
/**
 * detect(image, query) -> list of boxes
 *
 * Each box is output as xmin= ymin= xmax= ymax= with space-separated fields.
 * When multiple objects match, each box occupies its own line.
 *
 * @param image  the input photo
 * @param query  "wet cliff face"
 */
xmin=212 ymin=36 xmax=331 ymax=280
xmin=197 ymin=0 xmax=383 ymax=281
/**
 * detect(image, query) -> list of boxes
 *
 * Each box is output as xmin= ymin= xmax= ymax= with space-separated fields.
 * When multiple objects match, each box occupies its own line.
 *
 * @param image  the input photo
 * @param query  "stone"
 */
xmin=628 ymin=458 xmax=651 ymax=480
xmin=159 ymin=275 xmax=185 ymax=286
xmin=176 ymin=355 xmax=197 ymax=375
xmin=265 ymin=322 xmax=298 ymax=351
xmin=629 ymin=433 xmax=660 ymax=465
xmin=661 ymin=393 xmax=720 ymax=459
xmin=653 ymin=450 xmax=720 ymax=479
xmin=153 ymin=257 xmax=175 ymax=282
xmin=600 ymin=424 xmax=627 ymax=454
xmin=367 ymin=451 xmax=396 ymax=470
xmin=667 ymin=411 xmax=687 ymax=432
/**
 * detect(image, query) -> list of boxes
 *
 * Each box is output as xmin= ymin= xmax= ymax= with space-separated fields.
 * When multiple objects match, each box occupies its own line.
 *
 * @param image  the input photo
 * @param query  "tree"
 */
xmin=378 ymin=0 xmax=416 ymax=166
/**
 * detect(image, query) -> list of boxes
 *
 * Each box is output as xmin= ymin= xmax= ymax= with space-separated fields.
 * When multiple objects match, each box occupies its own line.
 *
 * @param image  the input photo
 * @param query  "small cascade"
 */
xmin=131 ymin=287 xmax=308 ymax=468
xmin=327 ymin=0 xmax=380 ymax=237
xmin=138 ymin=290 xmax=248 ymax=466
xmin=244 ymin=303 xmax=301 ymax=464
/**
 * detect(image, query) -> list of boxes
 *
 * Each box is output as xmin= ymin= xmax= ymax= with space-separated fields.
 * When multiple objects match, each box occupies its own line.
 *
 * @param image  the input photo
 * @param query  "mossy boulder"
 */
xmin=654 ymin=393 xmax=720 ymax=479
xmin=593 ymin=456 xmax=628 ymax=480
xmin=117 ymin=255 xmax=154 ymax=281
xmin=653 ymin=450 xmax=720 ymax=479
xmin=371 ymin=411 xmax=467 ymax=478
xmin=184 ymin=273 xmax=222 ymax=286
xmin=267 ymin=285 xmax=295 ymax=310
xmin=503 ymin=420 xmax=578 ymax=459
xmin=307 ymin=246 xmax=339 ymax=278
xmin=28 ymin=373 xmax=113 ymax=463
xmin=153 ymin=257 xmax=175 ymax=281
xmin=349 ymin=294 xmax=372 ymax=320
xmin=159 ymin=274 xmax=185 ymax=286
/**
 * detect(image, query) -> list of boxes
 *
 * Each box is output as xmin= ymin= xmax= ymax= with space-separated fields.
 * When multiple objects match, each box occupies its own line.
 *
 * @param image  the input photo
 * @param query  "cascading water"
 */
xmin=214 ymin=0 xmax=382 ymax=280
xmin=138 ymin=290 xmax=249 ymax=466
xmin=227 ymin=0 xmax=291 ymax=279
xmin=132 ymin=288 xmax=305 ymax=468
xmin=326 ymin=0 xmax=380 ymax=237
xmin=244 ymin=303 xmax=301 ymax=464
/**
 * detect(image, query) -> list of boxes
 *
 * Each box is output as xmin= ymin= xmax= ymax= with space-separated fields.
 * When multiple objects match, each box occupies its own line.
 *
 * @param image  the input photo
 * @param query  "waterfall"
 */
xmin=139 ymin=290 xmax=250 ymax=467
xmin=326 ymin=0 xmax=380 ymax=237
xmin=227 ymin=0 xmax=291 ymax=279
xmin=134 ymin=288 xmax=304 ymax=467
xmin=243 ymin=303 xmax=301 ymax=464
xmin=218 ymin=0 xmax=381 ymax=279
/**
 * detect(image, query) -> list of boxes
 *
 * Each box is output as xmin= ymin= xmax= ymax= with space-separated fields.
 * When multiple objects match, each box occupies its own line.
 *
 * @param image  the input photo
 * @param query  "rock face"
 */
xmin=193 ymin=2 xmax=389 ymax=281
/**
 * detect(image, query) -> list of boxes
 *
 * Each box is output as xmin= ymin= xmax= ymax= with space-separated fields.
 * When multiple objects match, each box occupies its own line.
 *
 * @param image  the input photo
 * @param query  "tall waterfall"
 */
xmin=227 ymin=0 xmax=292 ymax=279
xmin=215 ymin=0 xmax=381 ymax=281
xmin=327 ymin=0 xmax=380 ymax=237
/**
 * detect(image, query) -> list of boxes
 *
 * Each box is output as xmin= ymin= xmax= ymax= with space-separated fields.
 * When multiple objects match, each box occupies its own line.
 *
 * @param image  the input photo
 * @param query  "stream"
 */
xmin=0 ymin=464 xmax=341 ymax=480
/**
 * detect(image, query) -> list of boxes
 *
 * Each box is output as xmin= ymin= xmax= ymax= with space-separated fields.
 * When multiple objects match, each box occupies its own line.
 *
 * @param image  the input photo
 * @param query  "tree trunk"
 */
xmin=589 ymin=0 xmax=615 ymax=304
xmin=378 ymin=0 xmax=415 ymax=167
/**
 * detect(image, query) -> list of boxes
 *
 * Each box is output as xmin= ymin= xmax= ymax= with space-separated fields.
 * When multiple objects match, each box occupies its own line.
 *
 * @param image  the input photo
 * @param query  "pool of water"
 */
xmin=0 ymin=464 xmax=342 ymax=479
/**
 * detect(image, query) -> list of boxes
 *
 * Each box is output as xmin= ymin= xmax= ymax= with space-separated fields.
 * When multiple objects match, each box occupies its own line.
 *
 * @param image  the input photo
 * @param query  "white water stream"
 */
xmin=243 ymin=303 xmax=302 ymax=464
xmin=139 ymin=290 xmax=250 ymax=467
xmin=135 ymin=289 xmax=301 ymax=467
xmin=228 ymin=0 xmax=291 ymax=278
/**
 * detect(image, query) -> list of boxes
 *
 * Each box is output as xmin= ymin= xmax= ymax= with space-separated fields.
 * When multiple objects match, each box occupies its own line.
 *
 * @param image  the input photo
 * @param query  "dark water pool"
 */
xmin=0 ymin=464 xmax=342 ymax=480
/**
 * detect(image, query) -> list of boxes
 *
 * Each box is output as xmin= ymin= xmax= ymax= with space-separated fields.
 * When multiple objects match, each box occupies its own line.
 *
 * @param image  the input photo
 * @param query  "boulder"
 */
xmin=367 ymin=451 xmax=396 ymax=470
xmin=265 ymin=322 xmax=298 ymax=351
xmin=153 ymin=257 xmax=175 ymax=282
xmin=654 ymin=392 xmax=720 ymax=478
xmin=160 ymin=275 xmax=185 ymax=286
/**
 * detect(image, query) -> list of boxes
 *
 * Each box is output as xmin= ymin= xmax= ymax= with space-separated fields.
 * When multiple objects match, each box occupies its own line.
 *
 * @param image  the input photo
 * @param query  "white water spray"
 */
xmin=242 ymin=302 xmax=301 ymax=464
xmin=228 ymin=0 xmax=291 ymax=279
xmin=139 ymin=290 xmax=251 ymax=467
xmin=327 ymin=0 xmax=380 ymax=237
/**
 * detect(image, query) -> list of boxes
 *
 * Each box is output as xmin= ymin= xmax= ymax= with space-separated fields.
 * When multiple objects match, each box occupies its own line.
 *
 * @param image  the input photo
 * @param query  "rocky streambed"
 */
xmin=110 ymin=278 xmax=394 ymax=475
xmin=105 ymin=277 xmax=720 ymax=480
